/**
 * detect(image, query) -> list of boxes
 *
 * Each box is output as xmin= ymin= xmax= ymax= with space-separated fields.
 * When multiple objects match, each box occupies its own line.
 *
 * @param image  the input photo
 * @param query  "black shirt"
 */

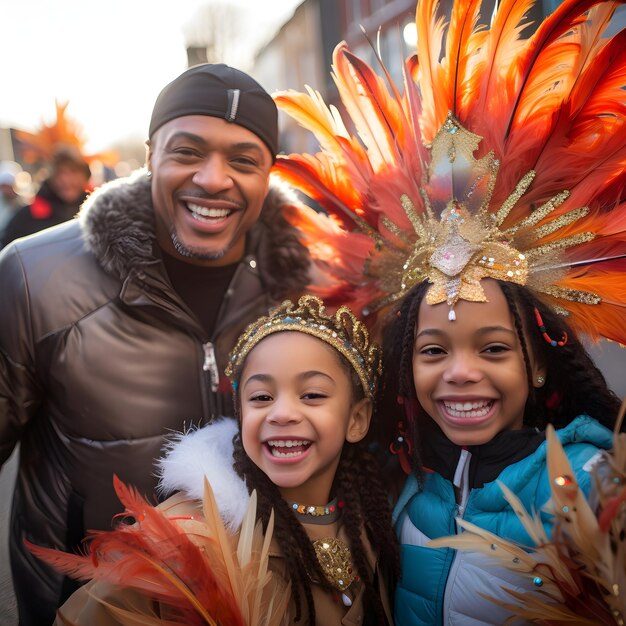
xmin=162 ymin=251 xmax=238 ymax=338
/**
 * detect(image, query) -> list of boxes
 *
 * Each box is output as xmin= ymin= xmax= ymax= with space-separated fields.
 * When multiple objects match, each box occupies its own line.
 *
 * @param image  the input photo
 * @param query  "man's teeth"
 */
xmin=443 ymin=400 xmax=493 ymax=418
xmin=187 ymin=202 xmax=231 ymax=219
xmin=267 ymin=440 xmax=311 ymax=458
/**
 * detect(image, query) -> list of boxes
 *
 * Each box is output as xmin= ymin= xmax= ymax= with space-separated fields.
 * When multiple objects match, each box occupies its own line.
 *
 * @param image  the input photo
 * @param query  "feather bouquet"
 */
xmin=27 ymin=475 xmax=290 ymax=626
xmin=429 ymin=400 xmax=626 ymax=625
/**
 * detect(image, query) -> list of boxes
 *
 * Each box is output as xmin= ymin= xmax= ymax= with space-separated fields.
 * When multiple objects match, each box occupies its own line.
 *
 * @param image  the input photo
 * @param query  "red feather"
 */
xmin=27 ymin=477 xmax=289 ymax=625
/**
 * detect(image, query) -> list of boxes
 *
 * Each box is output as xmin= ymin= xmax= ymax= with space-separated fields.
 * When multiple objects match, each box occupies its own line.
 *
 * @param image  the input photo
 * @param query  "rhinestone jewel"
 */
xmin=430 ymin=228 xmax=479 ymax=277
xmin=554 ymin=475 xmax=573 ymax=487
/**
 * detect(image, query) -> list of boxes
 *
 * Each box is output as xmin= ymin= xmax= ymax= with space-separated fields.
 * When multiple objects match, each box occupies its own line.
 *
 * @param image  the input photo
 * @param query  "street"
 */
xmin=0 ymin=448 xmax=17 ymax=625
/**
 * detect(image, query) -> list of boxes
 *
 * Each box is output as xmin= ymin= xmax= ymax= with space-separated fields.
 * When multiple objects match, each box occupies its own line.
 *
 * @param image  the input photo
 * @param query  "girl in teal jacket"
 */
xmin=379 ymin=278 xmax=619 ymax=625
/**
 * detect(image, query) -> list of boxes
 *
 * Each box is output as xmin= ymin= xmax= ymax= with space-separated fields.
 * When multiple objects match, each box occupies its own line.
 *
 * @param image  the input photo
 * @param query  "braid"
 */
xmin=233 ymin=436 xmax=397 ymax=625
xmin=500 ymin=283 xmax=621 ymax=430
xmin=335 ymin=444 xmax=399 ymax=625
xmin=379 ymin=283 xmax=430 ymax=475
xmin=232 ymin=433 xmax=322 ymax=623
xmin=555 ymin=339 xmax=621 ymax=429
xmin=350 ymin=448 xmax=401 ymax=579
xmin=499 ymin=282 xmax=542 ymax=427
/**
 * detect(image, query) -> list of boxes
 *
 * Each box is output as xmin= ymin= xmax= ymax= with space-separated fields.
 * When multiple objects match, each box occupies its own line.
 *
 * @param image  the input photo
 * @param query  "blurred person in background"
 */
xmin=0 ymin=63 xmax=310 ymax=626
xmin=0 ymin=168 xmax=25 ymax=240
xmin=1 ymin=147 xmax=90 ymax=248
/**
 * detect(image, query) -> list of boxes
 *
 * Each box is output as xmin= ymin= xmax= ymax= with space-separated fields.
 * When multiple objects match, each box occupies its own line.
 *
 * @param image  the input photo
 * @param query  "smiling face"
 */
xmin=147 ymin=115 xmax=272 ymax=266
xmin=239 ymin=332 xmax=371 ymax=505
xmin=50 ymin=161 xmax=90 ymax=204
xmin=412 ymin=279 xmax=545 ymax=447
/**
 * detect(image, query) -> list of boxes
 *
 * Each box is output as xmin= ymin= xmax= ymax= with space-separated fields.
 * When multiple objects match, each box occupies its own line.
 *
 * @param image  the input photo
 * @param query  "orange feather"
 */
xmin=27 ymin=476 xmax=289 ymax=626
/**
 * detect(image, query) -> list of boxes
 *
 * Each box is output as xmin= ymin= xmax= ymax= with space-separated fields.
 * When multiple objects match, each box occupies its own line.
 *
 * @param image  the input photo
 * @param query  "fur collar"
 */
xmin=157 ymin=418 xmax=249 ymax=532
xmin=79 ymin=169 xmax=309 ymax=298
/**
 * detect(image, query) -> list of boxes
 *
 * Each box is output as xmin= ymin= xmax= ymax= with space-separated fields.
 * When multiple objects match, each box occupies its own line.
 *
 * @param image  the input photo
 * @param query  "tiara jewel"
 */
xmin=225 ymin=295 xmax=382 ymax=397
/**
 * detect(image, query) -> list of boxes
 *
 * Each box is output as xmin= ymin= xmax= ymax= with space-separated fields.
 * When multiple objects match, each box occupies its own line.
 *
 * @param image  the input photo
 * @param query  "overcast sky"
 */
xmin=1 ymin=0 xmax=301 ymax=152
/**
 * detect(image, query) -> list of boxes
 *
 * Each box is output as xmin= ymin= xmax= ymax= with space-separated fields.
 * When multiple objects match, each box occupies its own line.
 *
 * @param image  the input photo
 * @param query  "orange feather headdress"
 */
xmin=273 ymin=0 xmax=626 ymax=342
xmin=14 ymin=100 xmax=117 ymax=171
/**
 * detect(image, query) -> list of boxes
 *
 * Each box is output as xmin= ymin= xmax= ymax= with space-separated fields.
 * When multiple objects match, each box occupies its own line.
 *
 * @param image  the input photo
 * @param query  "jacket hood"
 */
xmin=79 ymin=169 xmax=309 ymax=299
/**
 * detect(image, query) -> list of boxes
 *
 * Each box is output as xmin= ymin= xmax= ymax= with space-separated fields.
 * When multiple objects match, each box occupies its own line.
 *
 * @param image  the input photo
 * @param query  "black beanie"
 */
xmin=149 ymin=63 xmax=278 ymax=158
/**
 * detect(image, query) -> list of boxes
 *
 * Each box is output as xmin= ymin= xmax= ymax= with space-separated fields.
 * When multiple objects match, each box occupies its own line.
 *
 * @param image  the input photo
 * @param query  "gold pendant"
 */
xmin=312 ymin=537 xmax=355 ymax=591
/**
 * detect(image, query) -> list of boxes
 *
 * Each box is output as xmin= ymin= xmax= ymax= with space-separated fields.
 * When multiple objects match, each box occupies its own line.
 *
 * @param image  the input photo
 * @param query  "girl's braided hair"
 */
xmin=233 ymin=348 xmax=399 ymax=624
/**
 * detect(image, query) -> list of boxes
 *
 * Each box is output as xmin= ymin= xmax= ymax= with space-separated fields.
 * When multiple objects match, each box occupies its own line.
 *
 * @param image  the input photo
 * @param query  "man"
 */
xmin=0 ymin=63 xmax=310 ymax=625
xmin=1 ymin=147 xmax=91 ymax=248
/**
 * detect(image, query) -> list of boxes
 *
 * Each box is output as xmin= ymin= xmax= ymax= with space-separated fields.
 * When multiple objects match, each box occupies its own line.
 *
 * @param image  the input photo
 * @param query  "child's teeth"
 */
xmin=267 ymin=440 xmax=307 ymax=447
xmin=443 ymin=400 xmax=492 ymax=418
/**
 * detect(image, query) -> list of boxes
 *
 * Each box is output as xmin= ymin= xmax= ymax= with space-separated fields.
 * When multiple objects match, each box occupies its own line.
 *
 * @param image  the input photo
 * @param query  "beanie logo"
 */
xmin=226 ymin=89 xmax=240 ymax=122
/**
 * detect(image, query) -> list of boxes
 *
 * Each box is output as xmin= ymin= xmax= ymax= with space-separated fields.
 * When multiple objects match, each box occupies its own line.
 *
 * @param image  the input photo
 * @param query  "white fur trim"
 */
xmin=157 ymin=418 xmax=249 ymax=532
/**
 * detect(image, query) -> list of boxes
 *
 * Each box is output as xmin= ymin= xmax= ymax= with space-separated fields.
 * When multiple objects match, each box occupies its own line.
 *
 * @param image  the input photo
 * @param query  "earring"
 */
xmin=146 ymin=170 xmax=152 ymax=177
xmin=536 ymin=375 xmax=545 ymax=386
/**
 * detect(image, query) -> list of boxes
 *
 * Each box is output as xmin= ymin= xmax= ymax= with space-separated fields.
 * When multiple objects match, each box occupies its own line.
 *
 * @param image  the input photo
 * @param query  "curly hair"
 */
xmin=377 ymin=279 xmax=621 ymax=476
xmin=232 ymin=343 xmax=399 ymax=624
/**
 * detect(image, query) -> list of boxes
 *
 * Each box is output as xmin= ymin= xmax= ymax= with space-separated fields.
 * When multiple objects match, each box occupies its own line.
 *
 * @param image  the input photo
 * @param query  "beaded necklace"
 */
xmin=289 ymin=497 xmax=344 ymax=522
xmin=289 ymin=497 xmax=356 ymax=606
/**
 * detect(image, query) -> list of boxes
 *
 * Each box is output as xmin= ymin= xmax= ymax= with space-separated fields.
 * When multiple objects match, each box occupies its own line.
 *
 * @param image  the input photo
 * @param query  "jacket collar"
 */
xmin=79 ymin=169 xmax=309 ymax=298
xmin=393 ymin=414 xmax=612 ymax=524
xmin=420 ymin=414 xmax=612 ymax=490
xmin=422 ymin=420 xmax=545 ymax=489
xmin=157 ymin=418 xmax=250 ymax=533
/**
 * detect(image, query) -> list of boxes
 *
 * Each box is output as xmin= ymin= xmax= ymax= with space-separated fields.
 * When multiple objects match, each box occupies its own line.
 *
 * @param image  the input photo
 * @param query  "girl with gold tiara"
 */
xmin=30 ymin=295 xmax=398 ymax=625
xmin=269 ymin=0 xmax=626 ymax=623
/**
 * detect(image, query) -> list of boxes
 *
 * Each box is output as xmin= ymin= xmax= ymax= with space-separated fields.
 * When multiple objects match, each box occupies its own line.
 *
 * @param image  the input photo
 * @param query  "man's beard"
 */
xmin=170 ymin=229 xmax=231 ymax=261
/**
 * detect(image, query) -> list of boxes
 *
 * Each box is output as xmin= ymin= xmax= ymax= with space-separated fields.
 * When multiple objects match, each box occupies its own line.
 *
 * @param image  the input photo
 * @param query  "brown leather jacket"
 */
xmin=0 ymin=170 xmax=309 ymax=625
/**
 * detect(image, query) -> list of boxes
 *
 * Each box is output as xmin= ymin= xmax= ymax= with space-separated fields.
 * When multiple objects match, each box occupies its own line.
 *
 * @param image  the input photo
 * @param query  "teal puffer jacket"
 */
xmin=393 ymin=415 xmax=613 ymax=625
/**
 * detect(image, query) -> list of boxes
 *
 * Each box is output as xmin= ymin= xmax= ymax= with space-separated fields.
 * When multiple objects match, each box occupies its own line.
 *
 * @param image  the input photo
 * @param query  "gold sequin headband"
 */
xmin=372 ymin=113 xmax=598 ymax=321
xmin=225 ymin=295 xmax=382 ymax=398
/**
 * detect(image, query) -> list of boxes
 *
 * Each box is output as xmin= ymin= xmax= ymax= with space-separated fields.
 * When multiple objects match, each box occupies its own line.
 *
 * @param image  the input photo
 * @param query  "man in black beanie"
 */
xmin=0 ymin=63 xmax=310 ymax=625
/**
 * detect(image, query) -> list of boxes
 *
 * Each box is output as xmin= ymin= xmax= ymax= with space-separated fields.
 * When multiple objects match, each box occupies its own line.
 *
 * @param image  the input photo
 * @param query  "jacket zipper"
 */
xmin=442 ymin=448 xmax=472 ymax=625
xmin=199 ymin=259 xmax=255 ymax=420
xmin=201 ymin=341 xmax=220 ymax=420
xmin=125 ymin=268 xmax=224 ymax=422
xmin=202 ymin=342 xmax=220 ymax=392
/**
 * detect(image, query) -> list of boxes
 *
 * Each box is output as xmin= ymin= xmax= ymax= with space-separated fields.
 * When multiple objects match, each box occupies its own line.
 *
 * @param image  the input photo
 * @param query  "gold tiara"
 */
xmin=225 ymin=295 xmax=382 ymax=397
